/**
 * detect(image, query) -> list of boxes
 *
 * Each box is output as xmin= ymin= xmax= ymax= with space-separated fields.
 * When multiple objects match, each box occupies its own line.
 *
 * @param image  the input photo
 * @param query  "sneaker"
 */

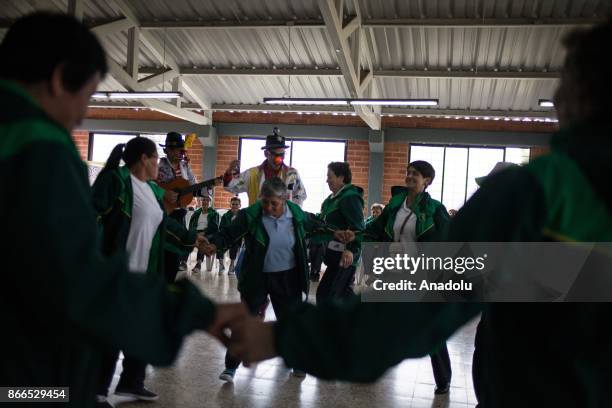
xmin=228 ymin=260 xmax=235 ymax=273
xmin=192 ymin=262 xmax=201 ymax=274
xmin=291 ymin=369 xmax=306 ymax=378
xmin=114 ymin=387 xmax=159 ymax=401
xmin=219 ymin=368 xmax=236 ymax=383
xmin=219 ymin=264 xmax=226 ymax=273
xmin=95 ymin=395 xmax=114 ymax=408
xmin=178 ymin=261 xmax=187 ymax=271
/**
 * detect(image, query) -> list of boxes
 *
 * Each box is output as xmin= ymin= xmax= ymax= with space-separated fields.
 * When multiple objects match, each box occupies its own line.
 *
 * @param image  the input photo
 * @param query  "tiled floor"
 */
xmin=112 ymin=255 xmax=479 ymax=408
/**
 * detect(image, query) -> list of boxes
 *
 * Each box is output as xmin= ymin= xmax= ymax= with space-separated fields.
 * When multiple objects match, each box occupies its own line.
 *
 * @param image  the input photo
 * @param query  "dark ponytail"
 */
xmin=102 ymin=137 xmax=157 ymax=171
xmin=103 ymin=143 xmax=126 ymax=171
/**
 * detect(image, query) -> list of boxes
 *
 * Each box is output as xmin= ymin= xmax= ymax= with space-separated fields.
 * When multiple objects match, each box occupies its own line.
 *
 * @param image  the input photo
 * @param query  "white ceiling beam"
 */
xmin=90 ymin=18 xmax=135 ymax=37
xmin=67 ymin=0 xmax=83 ymax=21
xmin=126 ymin=26 xmax=139 ymax=80
xmin=135 ymin=17 xmax=602 ymax=29
xmin=211 ymin=104 xmax=557 ymax=119
xmin=318 ymin=0 xmax=380 ymax=129
xmin=139 ymin=67 xmax=344 ymax=76
xmin=172 ymin=77 xmax=182 ymax=108
xmin=375 ymin=69 xmax=559 ymax=80
xmin=181 ymin=81 xmax=212 ymax=117
xmin=137 ymin=69 xmax=180 ymax=89
xmin=135 ymin=66 xmax=559 ymax=80
xmin=101 ymin=0 xmax=212 ymax=122
xmin=105 ymin=58 xmax=209 ymax=124
xmin=359 ymin=70 xmax=373 ymax=92
xmin=88 ymin=101 xmax=558 ymax=120
xmin=1 ymin=17 xmax=604 ymax=31
xmin=342 ymin=16 xmax=359 ymax=39
xmin=362 ymin=17 xmax=605 ymax=28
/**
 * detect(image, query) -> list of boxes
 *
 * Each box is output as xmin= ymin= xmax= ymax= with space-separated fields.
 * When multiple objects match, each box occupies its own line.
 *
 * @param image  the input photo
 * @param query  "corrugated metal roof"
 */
xmin=355 ymin=0 xmax=610 ymax=19
xmin=374 ymin=77 xmax=558 ymax=111
xmin=145 ymin=27 xmax=337 ymax=68
xmin=366 ymin=26 xmax=571 ymax=70
xmin=1 ymin=0 xmax=609 ymax=117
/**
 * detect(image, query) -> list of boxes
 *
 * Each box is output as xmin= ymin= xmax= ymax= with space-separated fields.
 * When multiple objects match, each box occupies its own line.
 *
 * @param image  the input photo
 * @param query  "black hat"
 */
xmin=159 ymin=131 xmax=184 ymax=148
xmin=261 ymin=127 xmax=289 ymax=150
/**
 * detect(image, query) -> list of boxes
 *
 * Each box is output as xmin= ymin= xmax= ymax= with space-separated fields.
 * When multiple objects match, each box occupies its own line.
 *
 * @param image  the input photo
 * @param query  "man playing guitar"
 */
xmin=157 ymin=131 xmax=214 ymax=281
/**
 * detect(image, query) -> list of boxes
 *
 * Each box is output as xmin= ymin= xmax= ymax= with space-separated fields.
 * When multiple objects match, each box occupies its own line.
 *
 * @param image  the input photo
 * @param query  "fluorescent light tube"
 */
xmin=264 ymin=98 xmax=349 ymax=105
xmin=350 ymin=99 xmax=438 ymax=106
xmin=539 ymin=100 xmax=554 ymax=108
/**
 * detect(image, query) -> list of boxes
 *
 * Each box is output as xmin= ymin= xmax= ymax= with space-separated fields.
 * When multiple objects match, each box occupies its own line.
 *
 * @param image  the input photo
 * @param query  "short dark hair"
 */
xmin=230 ymin=197 xmax=241 ymax=203
xmin=260 ymin=177 xmax=287 ymax=199
xmin=0 ymin=12 xmax=107 ymax=91
xmin=328 ymin=162 xmax=352 ymax=184
xmin=408 ymin=161 xmax=436 ymax=183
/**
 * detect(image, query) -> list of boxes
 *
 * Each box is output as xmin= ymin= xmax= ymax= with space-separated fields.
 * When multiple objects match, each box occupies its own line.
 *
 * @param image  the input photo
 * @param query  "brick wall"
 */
xmin=213 ymin=136 xmax=240 ymax=209
xmin=72 ymin=130 xmax=89 ymax=160
xmin=185 ymin=137 xmax=204 ymax=184
xmin=345 ymin=140 xmax=370 ymax=214
xmin=381 ymin=142 xmax=409 ymax=204
xmin=529 ymin=146 xmax=550 ymax=160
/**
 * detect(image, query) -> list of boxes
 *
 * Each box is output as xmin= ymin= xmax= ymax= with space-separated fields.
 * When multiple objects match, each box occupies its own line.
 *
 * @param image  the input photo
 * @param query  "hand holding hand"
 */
xmin=207 ymin=303 xmax=249 ymax=346
xmin=196 ymin=233 xmax=208 ymax=245
xmin=228 ymin=318 xmax=277 ymax=366
xmin=334 ymin=229 xmax=356 ymax=244
xmin=340 ymin=250 xmax=353 ymax=268
xmin=201 ymin=243 xmax=217 ymax=256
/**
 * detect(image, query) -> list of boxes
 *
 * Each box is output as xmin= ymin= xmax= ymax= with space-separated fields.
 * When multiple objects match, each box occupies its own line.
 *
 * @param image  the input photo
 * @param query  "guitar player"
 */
xmin=158 ymin=131 xmax=213 ymax=282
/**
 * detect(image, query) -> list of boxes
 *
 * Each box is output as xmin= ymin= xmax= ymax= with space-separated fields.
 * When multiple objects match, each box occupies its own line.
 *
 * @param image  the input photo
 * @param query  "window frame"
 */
xmin=238 ymin=136 xmax=347 ymax=168
xmin=408 ymin=143 xmax=529 ymax=208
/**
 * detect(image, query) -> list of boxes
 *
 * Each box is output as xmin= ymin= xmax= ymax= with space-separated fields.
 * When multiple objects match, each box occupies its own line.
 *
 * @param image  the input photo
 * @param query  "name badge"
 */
xmin=327 ymin=240 xmax=346 ymax=252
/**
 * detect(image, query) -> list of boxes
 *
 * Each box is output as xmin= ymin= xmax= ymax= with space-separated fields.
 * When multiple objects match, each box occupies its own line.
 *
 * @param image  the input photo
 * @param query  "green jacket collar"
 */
xmin=244 ymin=200 xmax=306 ymax=246
xmin=116 ymin=167 xmax=165 ymax=217
xmin=383 ymin=191 xmax=438 ymax=240
xmin=321 ymin=184 xmax=363 ymax=217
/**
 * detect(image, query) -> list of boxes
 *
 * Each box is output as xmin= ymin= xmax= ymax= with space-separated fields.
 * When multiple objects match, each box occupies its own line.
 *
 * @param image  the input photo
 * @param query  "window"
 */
xmin=90 ymin=133 xmax=166 ymax=163
xmin=409 ymin=145 xmax=530 ymax=211
xmin=239 ymin=138 xmax=346 ymax=213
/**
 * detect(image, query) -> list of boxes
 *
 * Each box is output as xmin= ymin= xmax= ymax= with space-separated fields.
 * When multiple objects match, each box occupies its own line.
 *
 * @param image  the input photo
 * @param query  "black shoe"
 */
xmin=95 ymin=395 xmax=114 ymax=408
xmin=434 ymin=383 xmax=450 ymax=395
xmin=115 ymin=387 xmax=158 ymax=401
xmin=309 ymin=272 xmax=319 ymax=282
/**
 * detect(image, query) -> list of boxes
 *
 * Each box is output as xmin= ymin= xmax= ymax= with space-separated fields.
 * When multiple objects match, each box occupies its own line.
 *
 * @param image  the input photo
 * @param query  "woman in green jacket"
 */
xmin=364 ymin=160 xmax=452 ymax=395
xmin=315 ymin=162 xmax=365 ymax=303
xmin=206 ymin=177 xmax=327 ymax=382
xmin=92 ymin=137 xmax=202 ymax=404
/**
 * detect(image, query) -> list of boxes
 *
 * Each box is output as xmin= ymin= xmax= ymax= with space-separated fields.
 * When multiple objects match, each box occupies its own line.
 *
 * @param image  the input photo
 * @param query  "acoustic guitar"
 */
xmin=158 ymin=176 xmax=221 ymax=213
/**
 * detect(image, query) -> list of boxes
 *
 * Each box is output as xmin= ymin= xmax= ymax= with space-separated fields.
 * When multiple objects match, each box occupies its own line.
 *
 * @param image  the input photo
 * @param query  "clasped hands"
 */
xmin=206 ymin=302 xmax=278 ymax=366
xmin=333 ymin=229 xmax=356 ymax=268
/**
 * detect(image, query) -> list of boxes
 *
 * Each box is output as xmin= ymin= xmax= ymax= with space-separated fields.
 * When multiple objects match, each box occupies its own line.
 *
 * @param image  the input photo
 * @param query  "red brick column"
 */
xmin=381 ymin=142 xmax=409 ymax=204
xmin=72 ymin=130 xmax=89 ymax=161
xmin=346 ymin=140 xmax=370 ymax=215
xmin=214 ymin=136 xmax=240 ymax=209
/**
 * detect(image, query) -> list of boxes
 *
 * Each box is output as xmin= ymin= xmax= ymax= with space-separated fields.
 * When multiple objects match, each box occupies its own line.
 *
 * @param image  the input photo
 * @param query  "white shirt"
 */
xmin=393 ymin=199 xmax=417 ymax=243
xmin=196 ymin=211 xmax=209 ymax=231
xmin=126 ymin=174 xmax=164 ymax=273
